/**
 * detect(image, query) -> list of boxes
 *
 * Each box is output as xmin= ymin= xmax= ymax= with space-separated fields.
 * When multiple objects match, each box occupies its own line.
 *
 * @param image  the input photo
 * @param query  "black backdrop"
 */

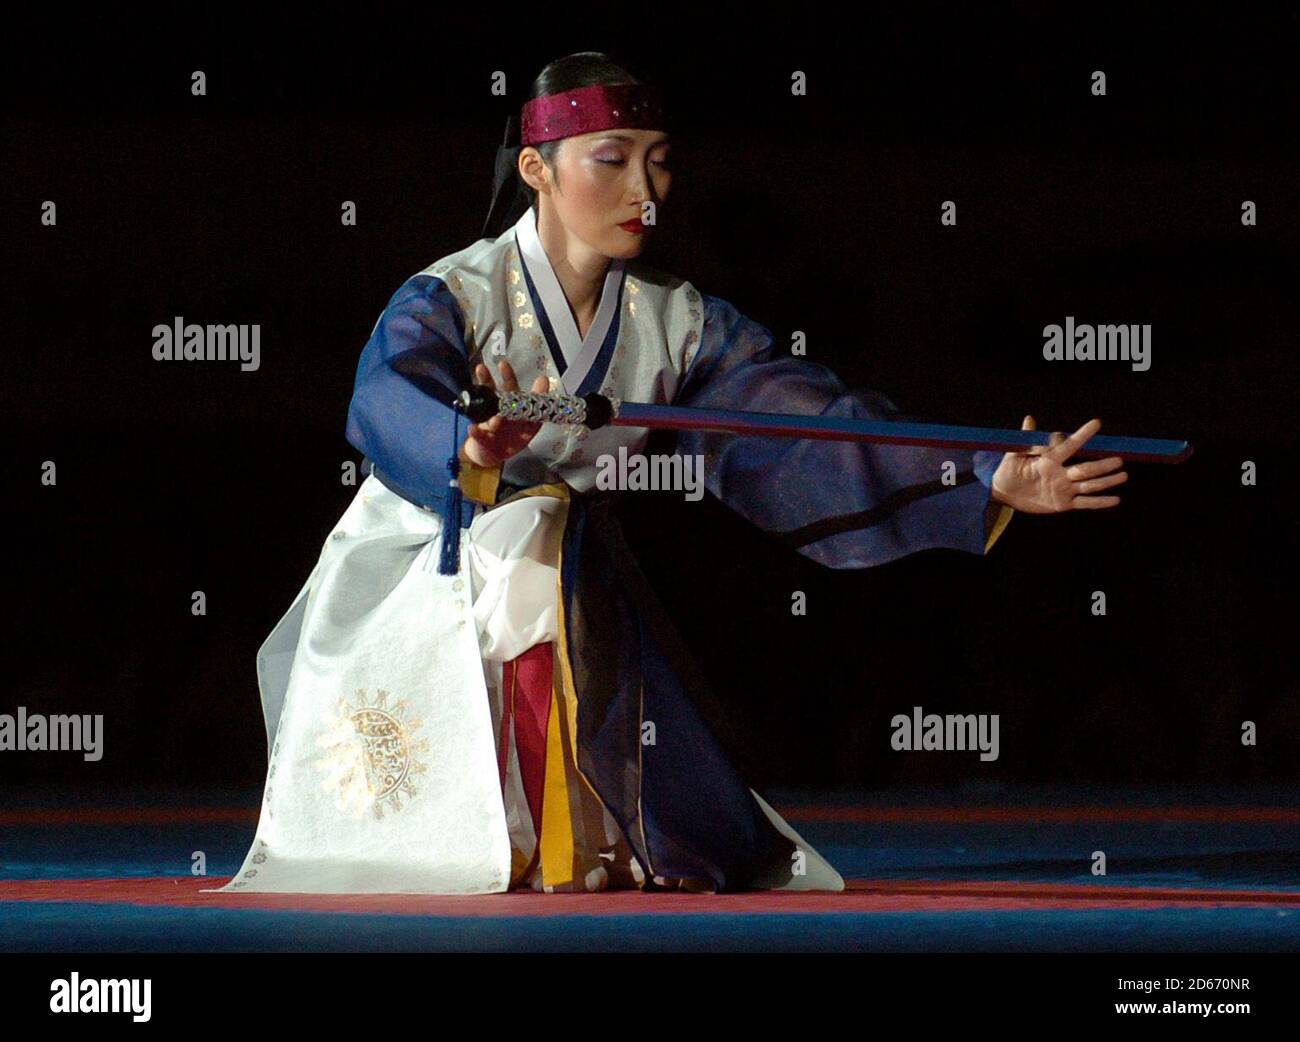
xmin=3 ymin=5 xmax=1296 ymax=793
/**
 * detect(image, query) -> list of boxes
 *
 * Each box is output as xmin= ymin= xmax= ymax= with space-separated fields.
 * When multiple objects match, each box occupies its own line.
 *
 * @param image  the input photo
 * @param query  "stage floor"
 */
xmin=3 ymin=784 xmax=1298 ymax=952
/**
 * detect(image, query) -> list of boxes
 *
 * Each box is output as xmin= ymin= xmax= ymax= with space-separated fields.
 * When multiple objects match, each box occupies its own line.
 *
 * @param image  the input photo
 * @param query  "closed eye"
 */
xmin=596 ymin=159 xmax=672 ymax=168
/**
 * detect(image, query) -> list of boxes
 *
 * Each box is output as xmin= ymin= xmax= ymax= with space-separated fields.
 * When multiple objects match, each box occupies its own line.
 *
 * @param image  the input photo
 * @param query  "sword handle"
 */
xmin=456 ymin=386 xmax=619 ymax=429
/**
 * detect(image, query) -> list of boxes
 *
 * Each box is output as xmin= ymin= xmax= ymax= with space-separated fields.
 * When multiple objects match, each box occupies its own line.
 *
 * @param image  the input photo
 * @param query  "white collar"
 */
xmin=514 ymin=206 xmax=624 ymax=395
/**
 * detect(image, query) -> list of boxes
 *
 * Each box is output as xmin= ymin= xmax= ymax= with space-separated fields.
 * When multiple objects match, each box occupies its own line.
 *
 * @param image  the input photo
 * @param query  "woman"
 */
xmin=219 ymin=53 xmax=1126 ymax=896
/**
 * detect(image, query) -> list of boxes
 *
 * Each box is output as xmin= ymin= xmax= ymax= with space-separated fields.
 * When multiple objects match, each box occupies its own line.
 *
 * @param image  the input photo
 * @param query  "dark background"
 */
xmin=2 ymin=4 xmax=1296 ymax=794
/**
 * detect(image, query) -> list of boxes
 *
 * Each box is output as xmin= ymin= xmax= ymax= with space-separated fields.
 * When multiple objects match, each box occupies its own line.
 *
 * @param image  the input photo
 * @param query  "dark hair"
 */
xmin=481 ymin=52 xmax=645 ymax=239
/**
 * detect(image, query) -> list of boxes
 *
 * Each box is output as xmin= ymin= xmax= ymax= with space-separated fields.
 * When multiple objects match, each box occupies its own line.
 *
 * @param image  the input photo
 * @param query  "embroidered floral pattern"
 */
xmin=228 ymin=840 xmax=270 ymax=889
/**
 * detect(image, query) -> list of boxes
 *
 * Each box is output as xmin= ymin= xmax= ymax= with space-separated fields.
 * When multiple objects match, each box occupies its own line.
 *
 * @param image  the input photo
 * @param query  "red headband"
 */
xmin=520 ymin=83 xmax=669 ymax=146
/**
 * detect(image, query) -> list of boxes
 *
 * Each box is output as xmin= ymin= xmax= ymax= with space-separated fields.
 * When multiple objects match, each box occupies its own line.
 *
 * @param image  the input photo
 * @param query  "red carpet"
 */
xmin=3 ymin=876 xmax=1299 ymax=916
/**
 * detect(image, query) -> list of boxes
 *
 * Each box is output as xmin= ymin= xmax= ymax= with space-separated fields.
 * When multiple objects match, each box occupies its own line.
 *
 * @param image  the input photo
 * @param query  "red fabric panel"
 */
xmin=505 ymin=642 xmax=554 ymax=835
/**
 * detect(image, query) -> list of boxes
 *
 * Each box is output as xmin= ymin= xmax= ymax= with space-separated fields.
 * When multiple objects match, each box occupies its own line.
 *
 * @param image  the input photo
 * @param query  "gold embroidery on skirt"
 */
xmin=314 ymin=689 xmax=428 ymax=820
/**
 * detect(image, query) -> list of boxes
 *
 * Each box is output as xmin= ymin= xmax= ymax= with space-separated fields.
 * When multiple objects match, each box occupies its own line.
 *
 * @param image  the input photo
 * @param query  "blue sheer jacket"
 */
xmin=345 ymin=273 xmax=1006 ymax=566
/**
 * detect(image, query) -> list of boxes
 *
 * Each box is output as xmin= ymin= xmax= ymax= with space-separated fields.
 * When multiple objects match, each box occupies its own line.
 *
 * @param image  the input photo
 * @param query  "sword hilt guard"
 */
xmin=456 ymin=386 xmax=620 ymax=429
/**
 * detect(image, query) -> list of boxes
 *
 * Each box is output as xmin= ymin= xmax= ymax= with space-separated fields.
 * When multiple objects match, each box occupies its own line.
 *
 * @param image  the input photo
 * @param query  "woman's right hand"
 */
xmin=459 ymin=360 xmax=550 ymax=468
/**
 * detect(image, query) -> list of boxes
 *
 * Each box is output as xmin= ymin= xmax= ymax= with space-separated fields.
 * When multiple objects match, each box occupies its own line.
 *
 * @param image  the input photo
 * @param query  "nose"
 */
xmin=627 ymin=158 xmax=657 ymax=205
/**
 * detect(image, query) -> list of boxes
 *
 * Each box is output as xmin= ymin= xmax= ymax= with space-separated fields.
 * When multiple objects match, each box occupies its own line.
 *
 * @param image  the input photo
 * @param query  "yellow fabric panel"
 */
xmin=501 ymin=481 xmax=568 ymax=505
xmin=538 ymin=683 xmax=574 ymax=889
xmin=984 ymin=503 xmax=1014 ymax=554
xmin=457 ymin=459 xmax=501 ymax=504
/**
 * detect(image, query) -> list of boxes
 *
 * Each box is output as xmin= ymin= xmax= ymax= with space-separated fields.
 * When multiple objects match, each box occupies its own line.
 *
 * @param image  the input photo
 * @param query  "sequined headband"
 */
xmin=520 ymin=83 xmax=669 ymax=146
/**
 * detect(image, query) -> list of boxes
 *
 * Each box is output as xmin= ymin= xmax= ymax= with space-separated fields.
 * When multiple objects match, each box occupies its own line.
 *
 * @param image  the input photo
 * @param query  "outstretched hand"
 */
xmin=990 ymin=416 xmax=1127 ymax=514
xmin=459 ymin=360 xmax=550 ymax=468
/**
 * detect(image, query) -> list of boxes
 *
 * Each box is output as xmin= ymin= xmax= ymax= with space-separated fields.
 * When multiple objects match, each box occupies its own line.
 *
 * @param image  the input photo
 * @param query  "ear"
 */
xmin=517 ymin=146 xmax=551 ymax=196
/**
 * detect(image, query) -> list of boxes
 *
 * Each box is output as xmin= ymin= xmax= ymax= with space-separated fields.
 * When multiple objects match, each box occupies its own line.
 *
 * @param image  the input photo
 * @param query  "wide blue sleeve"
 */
xmin=344 ymin=273 xmax=480 ymax=527
xmin=671 ymin=293 xmax=1008 ymax=569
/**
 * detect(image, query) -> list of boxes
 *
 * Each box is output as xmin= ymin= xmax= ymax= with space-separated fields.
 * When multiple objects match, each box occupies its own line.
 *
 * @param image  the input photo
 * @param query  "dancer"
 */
xmin=220 ymin=52 xmax=1125 ymax=896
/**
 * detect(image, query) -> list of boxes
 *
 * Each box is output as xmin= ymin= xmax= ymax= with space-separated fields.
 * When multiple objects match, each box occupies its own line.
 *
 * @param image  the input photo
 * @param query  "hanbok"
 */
xmin=216 ymin=205 xmax=1013 ymax=895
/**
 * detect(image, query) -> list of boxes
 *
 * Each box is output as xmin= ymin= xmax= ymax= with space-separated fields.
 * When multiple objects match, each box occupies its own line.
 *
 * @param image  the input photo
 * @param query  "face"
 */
xmin=520 ymin=128 xmax=672 ymax=261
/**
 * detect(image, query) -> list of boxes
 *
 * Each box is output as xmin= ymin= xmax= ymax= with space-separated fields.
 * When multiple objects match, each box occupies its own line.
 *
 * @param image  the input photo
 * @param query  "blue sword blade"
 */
xmin=611 ymin=402 xmax=1192 ymax=464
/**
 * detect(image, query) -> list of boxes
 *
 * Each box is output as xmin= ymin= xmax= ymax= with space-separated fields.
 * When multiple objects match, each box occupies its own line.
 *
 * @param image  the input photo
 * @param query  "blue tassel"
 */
xmin=438 ymin=407 xmax=463 ymax=575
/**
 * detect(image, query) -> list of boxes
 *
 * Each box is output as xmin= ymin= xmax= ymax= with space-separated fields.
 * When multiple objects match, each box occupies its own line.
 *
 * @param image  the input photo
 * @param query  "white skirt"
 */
xmin=213 ymin=475 xmax=517 ymax=894
xmin=213 ymin=475 xmax=843 ymax=895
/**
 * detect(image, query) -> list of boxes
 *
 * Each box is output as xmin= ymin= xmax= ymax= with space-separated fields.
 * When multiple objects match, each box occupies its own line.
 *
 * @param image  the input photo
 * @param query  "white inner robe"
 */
xmin=467 ymin=494 xmax=562 ymax=662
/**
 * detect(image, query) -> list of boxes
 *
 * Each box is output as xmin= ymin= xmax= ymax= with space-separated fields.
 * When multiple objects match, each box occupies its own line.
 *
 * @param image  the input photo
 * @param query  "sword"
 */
xmin=456 ymin=387 xmax=1193 ymax=464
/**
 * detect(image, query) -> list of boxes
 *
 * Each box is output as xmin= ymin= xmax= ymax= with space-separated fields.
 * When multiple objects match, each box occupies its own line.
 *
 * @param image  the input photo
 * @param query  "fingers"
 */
xmin=1071 ymin=494 xmax=1121 ymax=509
xmin=478 ymin=360 xmax=526 ymax=397
xmin=462 ymin=437 xmax=490 ymax=467
xmin=477 ymin=360 xmax=524 ymax=393
xmin=1075 ymin=470 xmax=1127 ymax=495
xmin=1020 ymin=415 xmax=1043 ymax=455
xmin=496 ymin=360 xmax=521 ymax=393
xmin=530 ymin=374 xmax=549 ymax=394
xmin=470 ymin=415 xmax=503 ymax=435
xmin=1067 ymin=456 xmax=1124 ymax=479
xmin=1045 ymin=418 xmax=1101 ymax=463
xmin=1021 ymin=414 xmax=1064 ymax=456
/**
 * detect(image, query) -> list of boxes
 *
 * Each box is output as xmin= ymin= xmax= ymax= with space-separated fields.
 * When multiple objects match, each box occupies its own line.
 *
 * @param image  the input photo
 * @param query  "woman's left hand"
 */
xmin=991 ymin=415 xmax=1127 ymax=514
